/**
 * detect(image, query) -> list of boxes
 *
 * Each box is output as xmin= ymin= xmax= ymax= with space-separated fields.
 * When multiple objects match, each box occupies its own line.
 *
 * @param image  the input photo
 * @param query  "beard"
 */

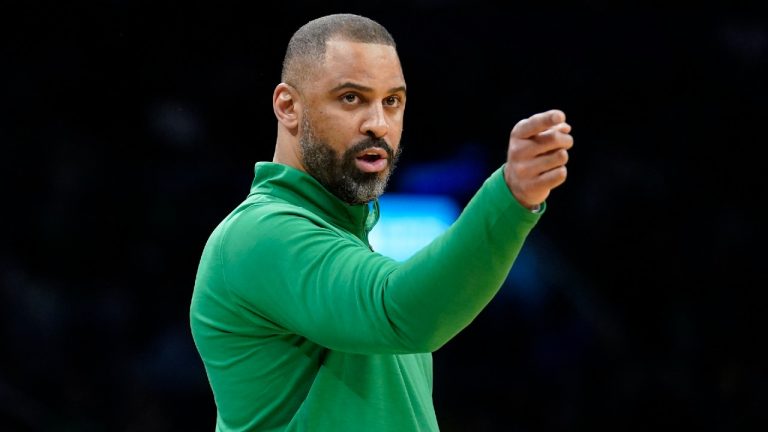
xmin=299 ymin=111 xmax=401 ymax=205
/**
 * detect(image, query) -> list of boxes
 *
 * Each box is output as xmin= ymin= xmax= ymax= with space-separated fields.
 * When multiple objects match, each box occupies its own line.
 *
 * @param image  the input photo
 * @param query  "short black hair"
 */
xmin=281 ymin=14 xmax=396 ymax=90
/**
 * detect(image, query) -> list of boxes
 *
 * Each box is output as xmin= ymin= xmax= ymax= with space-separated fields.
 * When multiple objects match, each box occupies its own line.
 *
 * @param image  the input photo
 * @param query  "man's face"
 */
xmin=298 ymin=39 xmax=406 ymax=205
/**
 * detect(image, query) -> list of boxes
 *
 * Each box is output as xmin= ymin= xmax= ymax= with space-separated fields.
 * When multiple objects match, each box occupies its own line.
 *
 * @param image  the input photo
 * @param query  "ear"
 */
xmin=273 ymin=83 xmax=301 ymax=129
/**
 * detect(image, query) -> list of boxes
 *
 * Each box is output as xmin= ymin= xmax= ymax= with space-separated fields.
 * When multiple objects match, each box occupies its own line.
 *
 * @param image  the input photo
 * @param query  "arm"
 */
xmin=221 ymin=167 xmax=536 ymax=355
xmin=383 ymin=165 xmax=541 ymax=350
xmin=224 ymin=111 xmax=573 ymax=355
xmin=390 ymin=109 xmax=574 ymax=347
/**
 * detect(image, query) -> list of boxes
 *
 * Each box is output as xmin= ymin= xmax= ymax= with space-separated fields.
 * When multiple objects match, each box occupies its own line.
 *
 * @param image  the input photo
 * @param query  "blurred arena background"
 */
xmin=1 ymin=1 xmax=766 ymax=431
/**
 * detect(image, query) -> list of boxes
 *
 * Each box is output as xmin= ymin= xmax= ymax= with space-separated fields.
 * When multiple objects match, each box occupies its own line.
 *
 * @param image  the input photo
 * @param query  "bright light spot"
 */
xmin=369 ymin=194 xmax=460 ymax=261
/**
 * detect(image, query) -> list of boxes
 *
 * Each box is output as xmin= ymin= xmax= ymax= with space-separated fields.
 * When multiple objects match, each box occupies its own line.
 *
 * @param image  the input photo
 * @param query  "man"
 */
xmin=190 ymin=13 xmax=573 ymax=431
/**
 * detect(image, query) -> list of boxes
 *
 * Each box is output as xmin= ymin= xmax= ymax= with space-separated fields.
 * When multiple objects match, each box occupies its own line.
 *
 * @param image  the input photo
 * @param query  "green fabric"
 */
xmin=190 ymin=162 xmax=542 ymax=431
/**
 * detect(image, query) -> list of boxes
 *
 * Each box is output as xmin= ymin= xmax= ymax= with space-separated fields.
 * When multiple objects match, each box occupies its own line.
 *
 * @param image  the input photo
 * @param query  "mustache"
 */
xmin=345 ymin=137 xmax=396 ymax=161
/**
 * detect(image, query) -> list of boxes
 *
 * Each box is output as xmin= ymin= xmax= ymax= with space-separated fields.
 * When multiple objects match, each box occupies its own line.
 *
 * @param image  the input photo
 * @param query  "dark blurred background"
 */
xmin=2 ymin=1 xmax=766 ymax=431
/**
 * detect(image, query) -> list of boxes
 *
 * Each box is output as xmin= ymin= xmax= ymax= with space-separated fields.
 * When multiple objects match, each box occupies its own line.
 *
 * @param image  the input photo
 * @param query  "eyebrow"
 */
xmin=330 ymin=82 xmax=407 ymax=96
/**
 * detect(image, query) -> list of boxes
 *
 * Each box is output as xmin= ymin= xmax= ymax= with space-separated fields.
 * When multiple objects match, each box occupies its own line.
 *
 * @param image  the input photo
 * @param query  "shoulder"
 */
xmin=224 ymin=198 xmax=327 ymax=236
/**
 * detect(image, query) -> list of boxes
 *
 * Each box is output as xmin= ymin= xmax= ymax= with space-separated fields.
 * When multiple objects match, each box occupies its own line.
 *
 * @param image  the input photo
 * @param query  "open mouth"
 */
xmin=354 ymin=148 xmax=389 ymax=173
xmin=359 ymin=153 xmax=382 ymax=162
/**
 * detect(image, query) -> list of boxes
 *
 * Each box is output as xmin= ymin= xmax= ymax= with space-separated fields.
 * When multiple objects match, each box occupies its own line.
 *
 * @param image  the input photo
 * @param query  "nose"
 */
xmin=360 ymin=104 xmax=388 ymax=139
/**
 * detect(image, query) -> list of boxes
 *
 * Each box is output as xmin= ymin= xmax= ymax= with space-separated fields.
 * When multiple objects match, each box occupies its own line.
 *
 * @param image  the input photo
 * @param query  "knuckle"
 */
xmin=511 ymin=120 xmax=526 ymax=137
xmin=507 ymin=139 xmax=525 ymax=157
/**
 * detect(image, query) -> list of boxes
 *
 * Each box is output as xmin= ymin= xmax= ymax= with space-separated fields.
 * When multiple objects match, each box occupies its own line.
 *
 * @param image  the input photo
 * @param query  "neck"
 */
xmin=273 ymin=128 xmax=306 ymax=172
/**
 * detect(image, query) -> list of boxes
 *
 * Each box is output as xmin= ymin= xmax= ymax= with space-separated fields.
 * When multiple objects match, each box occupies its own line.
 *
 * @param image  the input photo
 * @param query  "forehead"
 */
xmin=315 ymin=39 xmax=405 ymax=91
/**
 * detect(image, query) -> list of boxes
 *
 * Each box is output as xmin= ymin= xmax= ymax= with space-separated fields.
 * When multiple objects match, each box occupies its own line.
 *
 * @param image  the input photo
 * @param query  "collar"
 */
xmin=248 ymin=162 xmax=380 ymax=237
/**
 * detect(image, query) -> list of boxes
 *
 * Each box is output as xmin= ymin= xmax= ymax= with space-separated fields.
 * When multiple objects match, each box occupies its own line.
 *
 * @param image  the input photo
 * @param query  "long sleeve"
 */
xmin=219 ymin=165 xmax=541 ymax=354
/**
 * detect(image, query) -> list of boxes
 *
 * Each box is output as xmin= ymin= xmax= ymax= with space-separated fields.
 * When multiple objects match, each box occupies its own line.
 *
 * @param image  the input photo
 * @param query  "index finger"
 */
xmin=511 ymin=109 xmax=566 ymax=139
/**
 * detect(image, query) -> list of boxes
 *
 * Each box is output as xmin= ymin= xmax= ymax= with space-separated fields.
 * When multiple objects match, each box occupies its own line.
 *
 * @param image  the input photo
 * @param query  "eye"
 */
xmin=341 ymin=93 xmax=359 ymax=104
xmin=384 ymin=95 xmax=401 ymax=107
